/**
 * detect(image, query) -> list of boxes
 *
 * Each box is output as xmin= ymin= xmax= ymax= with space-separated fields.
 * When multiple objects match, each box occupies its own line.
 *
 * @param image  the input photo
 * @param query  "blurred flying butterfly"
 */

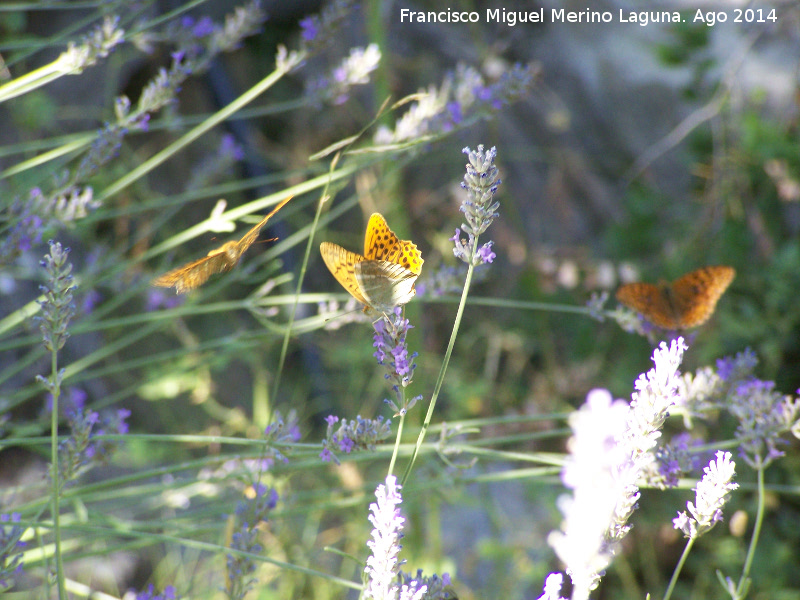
xmin=153 ymin=195 xmax=293 ymax=294
xmin=320 ymin=213 xmax=424 ymax=315
xmin=615 ymin=265 xmax=735 ymax=330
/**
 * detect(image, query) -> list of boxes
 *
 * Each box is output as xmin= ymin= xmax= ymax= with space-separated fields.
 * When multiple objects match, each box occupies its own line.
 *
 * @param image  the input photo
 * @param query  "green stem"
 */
xmin=96 ymin=51 xmax=305 ymax=204
xmin=402 ymin=244 xmax=478 ymax=485
xmin=49 ymin=350 xmax=66 ymax=600
xmin=736 ymin=465 xmax=765 ymax=598
xmin=663 ymin=537 xmax=695 ymax=600
xmin=388 ymin=412 xmax=406 ymax=478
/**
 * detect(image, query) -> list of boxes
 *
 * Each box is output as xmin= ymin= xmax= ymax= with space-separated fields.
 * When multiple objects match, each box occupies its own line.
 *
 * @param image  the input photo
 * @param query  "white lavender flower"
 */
xmin=55 ymin=15 xmax=124 ymax=76
xmin=609 ymin=337 xmax=687 ymax=543
xmin=536 ymin=573 xmax=567 ymax=600
xmin=373 ymin=63 xmax=538 ymax=144
xmin=365 ymin=475 xmax=406 ymax=600
xmin=306 ymin=43 xmax=382 ymax=106
xmin=550 ymin=338 xmax=689 ymax=597
xmin=548 ymin=389 xmax=629 ymax=600
xmin=673 ymin=451 xmax=738 ymax=539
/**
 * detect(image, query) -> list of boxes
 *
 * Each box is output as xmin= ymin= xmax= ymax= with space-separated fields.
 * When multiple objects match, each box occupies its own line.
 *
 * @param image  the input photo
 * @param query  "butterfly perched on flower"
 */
xmin=152 ymin=195 xmax=293 ymax=294
xmin=320 ymin=213 xmax=424 ymax=315
xmin=615 ymin=265 xmax=735 ymax=330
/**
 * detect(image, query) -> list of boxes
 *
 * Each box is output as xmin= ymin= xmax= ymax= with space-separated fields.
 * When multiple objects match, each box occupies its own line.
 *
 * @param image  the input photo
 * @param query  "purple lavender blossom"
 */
xmin=227 ymin=485 xmax=278 ymax=600
xmin=716 ymin=348 xmax=758 ymax=382
xmin=134 ymin=584 xmax=177 ymax=600
xmin=451 ymin=146 xmax=501 ymax=266
xmin=319 ymin=414 xmax=392 ymax=465
xmin=297 ymin=0 xmax=355 ymax=54
xmin=726 ymin=377 xmax=799 ymax=469
xmin=372 ymin=308 xmax=421 ymax=416
xmin=0 ymin=513 xmax=26 ymax=590
xmin=299 ymin=16 xmax=318 ymax=41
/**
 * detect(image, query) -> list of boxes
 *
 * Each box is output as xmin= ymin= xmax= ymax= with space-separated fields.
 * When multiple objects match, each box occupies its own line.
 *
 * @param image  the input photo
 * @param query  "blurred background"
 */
xmin=1 ymin=0 xmax=800 ymax=598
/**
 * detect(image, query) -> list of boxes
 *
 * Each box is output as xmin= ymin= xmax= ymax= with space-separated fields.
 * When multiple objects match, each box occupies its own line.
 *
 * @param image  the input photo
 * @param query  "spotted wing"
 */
xmin=152 ymin=249 xmax=234 ymax=294
xmin=615 ymin=282 xmax=679 ymax=329
xmin=355 ymin=260 xmax=418 ymax=314
xmin=670 ymin=265 xmax=735 ymax=329
xmin=363 ymin=213 xmax=400 ymax=260
xmin=384 ymin=240 xmax=424 ymax=275
xmin=235 ymin=195 xmax=294 ymax=254
xmin=320 ymin=242 xmax=369 ymax=306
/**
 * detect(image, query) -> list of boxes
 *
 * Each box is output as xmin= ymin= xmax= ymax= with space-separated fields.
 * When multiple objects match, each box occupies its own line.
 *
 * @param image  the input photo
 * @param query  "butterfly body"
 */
xmin=320 ymin=213 xmax=423 ymax=315
xmin=153 ymin=196 xmax=293 ymax=293
xmin=615 ymin=265 xmax=735 ymax=330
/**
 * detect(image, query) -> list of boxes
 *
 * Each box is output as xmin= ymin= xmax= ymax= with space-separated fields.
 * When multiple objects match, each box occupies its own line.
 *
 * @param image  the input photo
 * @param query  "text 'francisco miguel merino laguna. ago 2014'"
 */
xmin=399 ymin=7 xmax=778 ymax=27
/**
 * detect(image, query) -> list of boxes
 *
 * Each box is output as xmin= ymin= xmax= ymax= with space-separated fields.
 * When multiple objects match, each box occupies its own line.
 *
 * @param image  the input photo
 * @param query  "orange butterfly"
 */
xmin=320 ymin=213 xmax=423 ymax=315
xmin=153 ymin=196 xmax=293 ymax=294
xmin=615 ymin=265 xmax=735 ymax=330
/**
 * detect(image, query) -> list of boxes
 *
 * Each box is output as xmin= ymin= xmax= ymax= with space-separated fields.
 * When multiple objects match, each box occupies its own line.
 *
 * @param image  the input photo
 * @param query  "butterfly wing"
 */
xmin=385 ymin=240 xmax=424 ymax=275
xmin=235 ymin=195 xmax=294 ymax=254
xmin=670 ymin=265 xmax=735 ymax=329
xmin=152 ymin=196 xmax=293 ymax=294
xmin=363 ymin=213 xmax=424 ymax=274
xmin=320 ymin=242 xmax=369 ymax=306
xmin=355 ymin=260 xmax=418 ymax=314
xmin=616 ymin=282 xmax=680 ymax=329
xmin=152 ymin=249 xmax=234 ymax=294
xmin=363 ymin=213 xmax=400 ymax=260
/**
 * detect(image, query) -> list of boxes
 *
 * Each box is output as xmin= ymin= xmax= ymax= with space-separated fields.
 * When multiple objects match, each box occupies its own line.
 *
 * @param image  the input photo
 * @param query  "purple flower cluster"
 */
xmin=298 ymin=0 xmax=356 ymax=55
xmin=319 ymin=414 xmax=392 ymax=465
xmin=0 ymin=513 xmax=26 ymax=591
xmin=262 ymin=409 xmax=301 ymax=464
xmin=51 ymin=388 xmax=131 ymax=488
xmin=716 ymin=348 xmax=758 ymax=382
xmin=134 ymin=584 xmax=178 ymax=600
xmin=145 ymin=288 xmax=185 ymax=312
xmin=451 ymin=146 xmax=501 ymax=266
xmin=0 ymin=203 xmax=44 ymax=263
xmin=374 ymin=63 xmax=539 ymax=145
xmin=396 ymin=570 xmax=456 ymax=600
xmin=167 ymin=2 xmax=266 ymax=72
xmin=373 ymin=308 xmax=422 ymax=417
xmin=226 ymin=484 xmax=278 ymax=600
xmin=650 ymin=432 xmax=702 ymax=489
xmin=727 ymin=377 xmax=799 ymax=469
xmin=304 ymin=44 xmax=381 ymax=106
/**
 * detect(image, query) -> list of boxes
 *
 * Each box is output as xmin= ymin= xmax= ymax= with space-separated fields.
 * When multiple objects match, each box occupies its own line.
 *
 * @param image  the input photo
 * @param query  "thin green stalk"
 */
xmin=402 ymin=249 xmax=478 ymax=486
xmin=388 ymin=412 xmax=406 ymax=478
xmin=96 ymin=50 xmax=306 ymax=204
xmin=269 ymin=168 xmax=338 ymax=403
xmin=735 ymin=465 xmax=765 ymax=599
xmin=663 ymin=537 xmax=695 ymax=600
xmin=49 ymin=349 xmax=67 ymax=600
xmin=270 ymin=96 xmax=395 ymax=401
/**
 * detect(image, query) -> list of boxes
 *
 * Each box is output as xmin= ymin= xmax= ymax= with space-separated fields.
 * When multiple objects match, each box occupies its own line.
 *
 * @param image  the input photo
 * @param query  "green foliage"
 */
xmin=1 ymin=1 xmax=799 ymax=600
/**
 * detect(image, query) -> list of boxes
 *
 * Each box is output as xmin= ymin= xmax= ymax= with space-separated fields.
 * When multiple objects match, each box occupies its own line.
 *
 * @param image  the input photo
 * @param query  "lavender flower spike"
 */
xmin=548 ymin=389 xmax=629 ymax=600
xmin=37 ymin=241 xmax=76 ymax=353
xmin=365 ymin=475 xmax=408 ymax=600
xmin=452 ymin=145 xmax=501 ymax=266
xmin=673 ymin=451 xmax=738 ymax=539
